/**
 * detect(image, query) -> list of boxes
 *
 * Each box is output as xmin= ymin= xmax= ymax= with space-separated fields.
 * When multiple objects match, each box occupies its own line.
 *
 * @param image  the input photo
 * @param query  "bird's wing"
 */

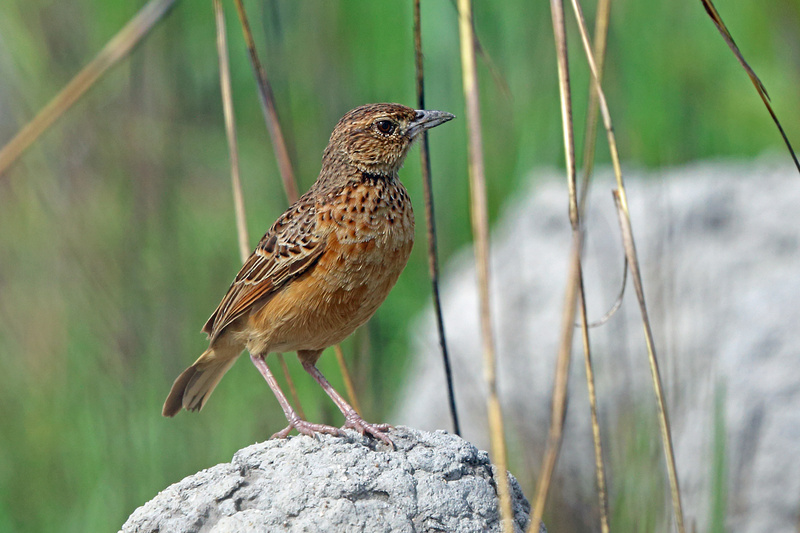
xmin=202 ymin=196 xmax=327 ymax=342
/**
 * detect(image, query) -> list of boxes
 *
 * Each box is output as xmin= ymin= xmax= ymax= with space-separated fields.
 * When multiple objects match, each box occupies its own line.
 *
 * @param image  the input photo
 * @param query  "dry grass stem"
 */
xmin=0 ymin=0 xmax=179 ymax=178
xmin=577 ymin=259 xmax=626 ymax=328
xmin=578 ymin=0 xmax=610 ymax=212
xmin=574 ymin=0 xmax=626 ymax=330
xmin=232 ymin=0 xmax=299 ymax=202
xmin=276 ymin=353 xmax=305 ymax=420
xmin=577 ymin=267 xmax=610 ymax=533
xmin=230 ymin=0 xmax=359 ymax=420
xmin=700 ymin=0 xmax=799 ymax=174
xmin=456 ymin=0 xmax=512 ymax=530
xmin=217 ymin=0 xmax=306 ymax=418
xmin=215 ymin=0 xmax=307 ymax=418
xmin=213 ymin=0 xmax=249 ymax=262
xmin=530 ymin=238 xmax=580 ymax=533
xmin=413 ymin=0 xmax=461 ymax=436
xmin=613 ymin=191 xmax=684 ymax=532
xmin=575 ymin=5 xmax=612 ymax=527
xmin=573 ymin=0 xmax=625 ymax=331
xmin=530 ymin=1 xmax=580 ymax=529
xmin=333 ymin=344 xmax=362 ymax=416
xmin=569 ymin=0 xmax=686 ymax=528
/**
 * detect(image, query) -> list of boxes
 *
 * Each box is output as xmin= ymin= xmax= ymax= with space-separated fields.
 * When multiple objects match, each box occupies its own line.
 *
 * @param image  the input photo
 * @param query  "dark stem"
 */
xmin=413 ymin=0 xmax=461 ymax=436
xmin=232 ymin=0 xmax=299 ymax=203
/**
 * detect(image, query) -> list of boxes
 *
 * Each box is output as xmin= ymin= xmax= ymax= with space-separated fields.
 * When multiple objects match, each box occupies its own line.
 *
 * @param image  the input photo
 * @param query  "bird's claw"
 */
xmin=271 ymin=418 xmax=346 ymax=440
xmin=344 ymin=416 xmax=394 ymax=448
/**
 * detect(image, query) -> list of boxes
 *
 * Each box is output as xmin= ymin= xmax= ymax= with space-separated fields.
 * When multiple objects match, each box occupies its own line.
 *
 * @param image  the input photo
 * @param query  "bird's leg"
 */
xmin=300 ymin=360 xmax=394 ymax=448
xmin=249 ymin=354 xmax=344 ymax=440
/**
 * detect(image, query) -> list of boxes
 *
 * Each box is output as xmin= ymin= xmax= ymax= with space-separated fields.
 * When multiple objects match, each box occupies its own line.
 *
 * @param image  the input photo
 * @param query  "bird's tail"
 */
xmin=162 ymin=346 xmax=240 ymax=417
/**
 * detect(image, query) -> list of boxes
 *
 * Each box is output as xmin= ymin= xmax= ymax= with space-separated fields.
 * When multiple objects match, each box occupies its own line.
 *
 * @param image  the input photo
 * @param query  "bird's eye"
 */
xmin=375 ymin=120 xmax=396 ymax=135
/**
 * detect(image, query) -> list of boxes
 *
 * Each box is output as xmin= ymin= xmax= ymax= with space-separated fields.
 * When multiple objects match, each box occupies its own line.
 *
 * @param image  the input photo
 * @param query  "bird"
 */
xmin=162 ymin=103 xmax=454 ymax=446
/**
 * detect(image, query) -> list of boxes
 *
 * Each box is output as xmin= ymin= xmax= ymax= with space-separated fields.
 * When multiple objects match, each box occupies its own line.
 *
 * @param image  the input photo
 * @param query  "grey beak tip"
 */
xmin=417 ymin=109 xmax=455 ymax=120
xmin=409 ymin=109 xmax=456 ymax=137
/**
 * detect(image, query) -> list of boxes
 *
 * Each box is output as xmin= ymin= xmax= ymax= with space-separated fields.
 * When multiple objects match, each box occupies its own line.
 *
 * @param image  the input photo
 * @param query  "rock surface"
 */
xmin=120 ymin=426 xmax=541 ymax=533
xmin=396 ymin=159 xmax=800 ymax=532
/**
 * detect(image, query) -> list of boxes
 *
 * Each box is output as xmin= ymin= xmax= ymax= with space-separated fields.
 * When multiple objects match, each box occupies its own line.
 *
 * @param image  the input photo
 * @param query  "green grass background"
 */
xmin=0 ymin=1 xmax=797 ymax=531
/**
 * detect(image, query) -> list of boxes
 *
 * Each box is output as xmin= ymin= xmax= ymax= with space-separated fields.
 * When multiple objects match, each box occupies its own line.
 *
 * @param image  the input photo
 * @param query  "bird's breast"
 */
xmin=246 ymin=180 xmax=414 ymax=354
xmin=317 ymin=180 xmax=414 ymax=290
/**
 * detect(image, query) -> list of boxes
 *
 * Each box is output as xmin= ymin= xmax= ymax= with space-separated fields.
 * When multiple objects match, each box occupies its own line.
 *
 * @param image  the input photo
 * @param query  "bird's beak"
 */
xmin=407 ymin=109 xmax=455 ymax=139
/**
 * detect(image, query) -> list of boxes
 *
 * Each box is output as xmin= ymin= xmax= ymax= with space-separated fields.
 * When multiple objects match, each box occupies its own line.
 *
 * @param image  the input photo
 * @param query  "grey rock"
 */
xmin=396 ymin=159 xmax=800 ymax=532
xmin=120 ymin=426 xmax=543 ymax=533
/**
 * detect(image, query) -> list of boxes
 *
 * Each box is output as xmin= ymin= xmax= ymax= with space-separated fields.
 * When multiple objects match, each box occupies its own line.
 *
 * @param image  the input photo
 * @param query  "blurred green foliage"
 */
xmin=0 ymin=0 xmax=797 ymax=531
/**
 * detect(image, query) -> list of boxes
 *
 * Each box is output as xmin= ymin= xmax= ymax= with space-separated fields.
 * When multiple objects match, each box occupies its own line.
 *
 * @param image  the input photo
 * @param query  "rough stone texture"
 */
xmin=121 ymin=426 xmax=542 ymax=533
xmin=395 ymin=159 xmax=800 ymax=532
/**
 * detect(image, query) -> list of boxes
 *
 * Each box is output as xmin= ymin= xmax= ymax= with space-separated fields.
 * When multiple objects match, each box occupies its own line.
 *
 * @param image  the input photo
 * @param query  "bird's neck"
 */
xmin=316 ymin=147 xmax=398 ymax=189
xmin=359 ymin=170 xmax=397 ymax=185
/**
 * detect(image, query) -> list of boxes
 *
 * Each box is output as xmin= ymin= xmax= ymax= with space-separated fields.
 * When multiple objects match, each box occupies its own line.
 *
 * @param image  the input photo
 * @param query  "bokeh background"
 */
xmin=0 ymin=1 xmax=798 ymax=531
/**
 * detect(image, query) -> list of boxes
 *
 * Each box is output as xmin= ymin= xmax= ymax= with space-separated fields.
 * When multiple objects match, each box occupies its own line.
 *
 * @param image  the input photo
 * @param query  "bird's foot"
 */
xmin=271 ymin=418 xmax=346 ymax=440
xmin=343 ymin=415 xmax=394 ymax=448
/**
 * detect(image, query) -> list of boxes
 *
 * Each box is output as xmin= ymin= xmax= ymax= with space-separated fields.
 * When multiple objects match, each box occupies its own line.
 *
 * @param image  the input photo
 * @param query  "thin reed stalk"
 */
xmin=213 ymin=0 xmax=307 ymax=419
xmin=569 ymin=0 xmax=686 ymax=529
xmin=529 ymin=1 xmax=580 ymax=529
xmin=413 ymin=0 xmax=461 ymax=436
xmin=213 ymin=0 xmax=249 ymax=261
xmin=572 ymin=0 xmax=626 ymax=331
xmin=578 ymin=0 xmax=610 ymax=213
xmin=0 ymin=0 xmax=179 ymax=177
xmin=231 ymin=0 xmax=298 ymax=202
xmin=577 ymin=266 xmax=610 ymax=533
xmin=230 ymin=0 xmax=360 ymax=415
xmin=613 ymin=191 xmax=684 ymax=532
xmin=530 ymin=240 xmax=580 ymax=533
xmin=323 ymin=353 xmax=359 ymax=416
xmin=334 ymin=345 xmax=362 ymax=416
xmin=576 ymin=1 xmax=612 ymax=530
xmin=277 ymin=352 xmax=305 ymax=420
xmin=456 ymin=0 xmax=512 ymax=530
xmin=699 ymin=0 xmax=799 ymax=174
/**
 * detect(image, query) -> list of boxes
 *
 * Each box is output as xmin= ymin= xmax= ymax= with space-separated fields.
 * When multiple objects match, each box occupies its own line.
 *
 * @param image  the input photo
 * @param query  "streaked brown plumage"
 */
xmin=163 ymin=103 xmax=454 ymax=446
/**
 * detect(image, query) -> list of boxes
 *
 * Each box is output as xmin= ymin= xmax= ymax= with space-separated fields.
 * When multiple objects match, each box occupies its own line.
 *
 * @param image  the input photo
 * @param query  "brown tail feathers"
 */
xmin=162 ymin=347 xmax=239 ymax=417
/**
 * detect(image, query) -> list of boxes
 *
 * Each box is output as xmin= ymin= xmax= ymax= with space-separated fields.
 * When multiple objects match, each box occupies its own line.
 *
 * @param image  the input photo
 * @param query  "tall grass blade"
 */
xmin=213 ymin=0 xmax=306 ymax=420
xmin=577 ymin=266 xmax=610 ymax=533
xmin=576 ymin=258 xmax=625 ymax=328
xmin=231 ymin=0 xmax=359 ymax=416
xmin=699 ymin=0 xmax=799 ymax=175
xmin=575 ymin=0 xmax=628 ymax=333
xmin=413 ymin=0 xmax=461 ymax=437
xmin=576 ymin=4 xmax=612 ymax=528
xmin=613 ymin=190 xmax=684 ymax=532
xmin=213 ymin=0 xmax=249 ymax=262
xmin=444 ymin=0 xmax=512 ymax=101
xmin=277 ymin=352 xmax=305 ymax=419
xmin=578 ymin=0 xmax=610 ymax=211
xmin=530 ymin=2 xmax=580 ymax=528
xmin=569 ymin=0 xmax=687 ymax=528
xmin=457 ymin=0 xmax=512 ymax=530
xmin=333 ymin=345 xmax=362 ymax=417
xmin=232 ymin=0 xmax=299 ymax=203
xmin=530 ymin=241 xmax=580 ymax=533
xmin=0 ymin=0 xmax=179 ymax=177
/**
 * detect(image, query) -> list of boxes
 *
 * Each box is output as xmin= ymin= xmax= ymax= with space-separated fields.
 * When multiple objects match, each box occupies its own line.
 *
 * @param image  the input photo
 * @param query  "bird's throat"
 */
xmin=360 ymin=170 xmax=395 ymax=185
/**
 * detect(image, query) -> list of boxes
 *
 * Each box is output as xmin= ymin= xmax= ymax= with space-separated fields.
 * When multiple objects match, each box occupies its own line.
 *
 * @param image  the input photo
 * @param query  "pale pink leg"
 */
xmin=301 ymin=360 xmax=394 ymax=448
xmin=250 ymin=354 xmax=344 ymax=439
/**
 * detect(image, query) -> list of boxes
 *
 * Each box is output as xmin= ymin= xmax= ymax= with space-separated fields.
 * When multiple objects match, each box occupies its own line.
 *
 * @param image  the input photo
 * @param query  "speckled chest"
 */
xmin=317 ymin=174 xmax=415 ymax=281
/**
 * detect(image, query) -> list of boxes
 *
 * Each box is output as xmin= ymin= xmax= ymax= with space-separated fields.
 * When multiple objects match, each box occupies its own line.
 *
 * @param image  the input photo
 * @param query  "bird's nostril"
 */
xmin=415 ymin=110 xmax=425 ymax=121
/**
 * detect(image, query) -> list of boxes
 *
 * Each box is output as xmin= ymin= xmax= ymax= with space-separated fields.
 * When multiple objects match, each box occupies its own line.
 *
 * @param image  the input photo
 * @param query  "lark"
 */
xmin=163 ymin=103 xmax=454 ymax=446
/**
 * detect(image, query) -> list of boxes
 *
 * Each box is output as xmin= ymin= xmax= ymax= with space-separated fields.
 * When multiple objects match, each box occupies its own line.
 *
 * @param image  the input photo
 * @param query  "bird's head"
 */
xmin=324 ymin=103 xmax=454 ymax=176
